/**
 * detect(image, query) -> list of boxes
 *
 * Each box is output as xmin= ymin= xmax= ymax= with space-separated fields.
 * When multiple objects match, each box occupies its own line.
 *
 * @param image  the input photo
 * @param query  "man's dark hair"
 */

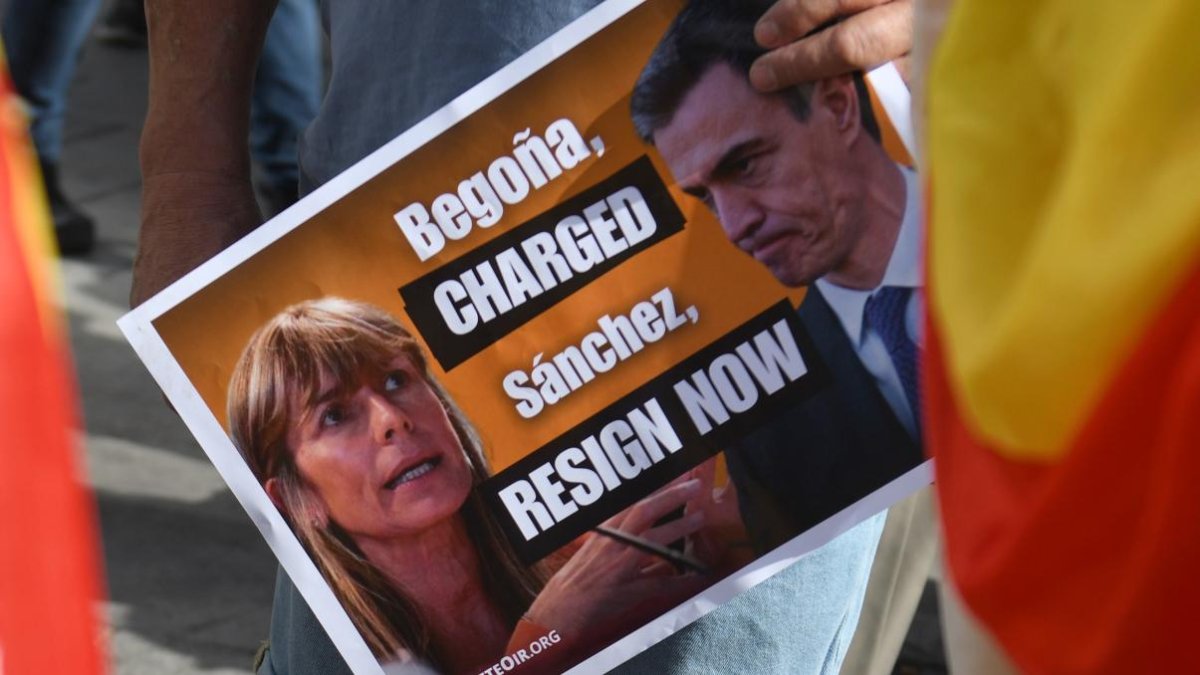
xmin=631 ymin=0 xmax=881 ymax=144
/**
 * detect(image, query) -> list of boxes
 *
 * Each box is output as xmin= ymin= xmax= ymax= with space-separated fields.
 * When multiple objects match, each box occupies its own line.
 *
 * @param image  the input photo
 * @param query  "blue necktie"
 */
xmin=864 ymin=286 xmax=920 ymax=435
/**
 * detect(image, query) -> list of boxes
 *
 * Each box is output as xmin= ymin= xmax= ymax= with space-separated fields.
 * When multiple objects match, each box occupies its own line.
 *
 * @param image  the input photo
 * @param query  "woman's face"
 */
xmin=282 ymin=352 xmax=474 ymax=541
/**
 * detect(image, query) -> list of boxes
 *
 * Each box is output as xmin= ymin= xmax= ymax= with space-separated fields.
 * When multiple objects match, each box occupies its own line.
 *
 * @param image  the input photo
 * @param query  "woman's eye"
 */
xmin=384 ymin=370 xmax=408 ymax=392
xmin=320 ymin=406 xmax=345 ymax=428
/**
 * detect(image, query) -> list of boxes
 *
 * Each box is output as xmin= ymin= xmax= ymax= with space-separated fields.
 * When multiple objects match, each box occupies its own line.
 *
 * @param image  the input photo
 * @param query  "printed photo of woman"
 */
xmin=226 ymin=297 xmax=741 ymax=673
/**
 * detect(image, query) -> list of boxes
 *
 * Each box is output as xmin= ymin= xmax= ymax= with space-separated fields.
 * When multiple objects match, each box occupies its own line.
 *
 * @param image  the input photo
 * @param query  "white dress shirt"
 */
xmin=816 ymin=165 xmax=922 ymax=439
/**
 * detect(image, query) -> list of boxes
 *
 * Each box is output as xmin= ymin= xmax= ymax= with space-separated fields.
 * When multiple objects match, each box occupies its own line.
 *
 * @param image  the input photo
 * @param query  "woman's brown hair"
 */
xmin=227 ymin=297 xmax=544 ymax=667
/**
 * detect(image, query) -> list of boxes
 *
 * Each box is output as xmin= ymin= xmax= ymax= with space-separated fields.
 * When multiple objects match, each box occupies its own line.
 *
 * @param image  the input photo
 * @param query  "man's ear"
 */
xmin=814 ymin=74 xmax=861 ymax=146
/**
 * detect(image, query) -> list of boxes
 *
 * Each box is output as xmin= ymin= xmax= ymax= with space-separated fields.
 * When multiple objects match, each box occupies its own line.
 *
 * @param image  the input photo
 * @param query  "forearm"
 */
xmin=141 ymin=0 xmax=275 ymax=178
xmin=134 ymin=0 xmax=277 ymax=306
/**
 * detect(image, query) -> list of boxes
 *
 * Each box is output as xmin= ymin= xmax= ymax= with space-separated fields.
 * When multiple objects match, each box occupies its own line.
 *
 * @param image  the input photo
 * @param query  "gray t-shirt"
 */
xmin=298 ymin=0 xmax=603 ymax=191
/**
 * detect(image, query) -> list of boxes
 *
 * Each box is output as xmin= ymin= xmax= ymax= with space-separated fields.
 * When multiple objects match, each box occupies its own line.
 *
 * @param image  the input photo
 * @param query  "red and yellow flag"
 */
xmin=925 ymin=1 xmax=1200 ymax=673
xmin=0 ymin=58 xmax=107 ymax=674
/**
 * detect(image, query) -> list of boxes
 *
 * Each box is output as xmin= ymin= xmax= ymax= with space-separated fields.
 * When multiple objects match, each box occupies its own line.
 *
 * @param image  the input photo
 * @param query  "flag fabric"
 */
xmin=924 ymin=1 xmax=1200 ymax=673
xmin=0 ymin=56 xmax=107 ymax=674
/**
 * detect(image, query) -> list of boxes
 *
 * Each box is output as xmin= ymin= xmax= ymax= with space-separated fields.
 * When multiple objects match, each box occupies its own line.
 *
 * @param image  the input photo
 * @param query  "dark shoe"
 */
xmin=94 ymin=0 xmax=147 ymax=48
xmin=41 ymin=161 xmax=95 ymax=256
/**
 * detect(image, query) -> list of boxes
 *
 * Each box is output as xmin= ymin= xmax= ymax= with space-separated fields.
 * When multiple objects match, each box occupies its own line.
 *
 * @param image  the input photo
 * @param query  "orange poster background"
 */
xmin=152 ymin=0 xmax=905 ymax=474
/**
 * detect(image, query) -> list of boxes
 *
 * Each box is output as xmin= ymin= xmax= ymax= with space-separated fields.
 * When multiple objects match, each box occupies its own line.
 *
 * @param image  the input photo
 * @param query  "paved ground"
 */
xmin=57 ymin=17 xmax=277 ymax=675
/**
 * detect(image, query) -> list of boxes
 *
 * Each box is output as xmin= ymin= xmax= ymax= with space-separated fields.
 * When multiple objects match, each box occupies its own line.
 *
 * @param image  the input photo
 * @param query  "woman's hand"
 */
xmin=683 ymin=457 xmax=753 ymax=572
xmin=524 ymin=478 xmax=711 ymax=639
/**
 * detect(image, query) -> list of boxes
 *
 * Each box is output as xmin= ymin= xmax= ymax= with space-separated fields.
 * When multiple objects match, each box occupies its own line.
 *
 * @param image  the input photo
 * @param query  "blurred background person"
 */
xmin=96 ymin=0 xmax=321 ymax=215
xmin=2 ymin=0 xmax=103 ymax=254
xmin=248 ymin=0 xmax=322 ymax=215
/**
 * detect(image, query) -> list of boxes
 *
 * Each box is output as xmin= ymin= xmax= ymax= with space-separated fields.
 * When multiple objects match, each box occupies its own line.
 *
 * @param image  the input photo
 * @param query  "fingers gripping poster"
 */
xmin=120 ymin=0 xmax=929 ymax=672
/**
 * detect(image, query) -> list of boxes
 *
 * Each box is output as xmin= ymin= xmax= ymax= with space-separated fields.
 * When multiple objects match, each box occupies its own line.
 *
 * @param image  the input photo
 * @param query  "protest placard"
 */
xmin=120 ymin=1 xmax=928 ymax=672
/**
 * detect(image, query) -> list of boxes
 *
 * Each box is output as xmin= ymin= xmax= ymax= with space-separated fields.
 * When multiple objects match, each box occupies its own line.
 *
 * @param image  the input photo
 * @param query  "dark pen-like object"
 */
xmin=592 ymin=524 xmax=711 ymax=574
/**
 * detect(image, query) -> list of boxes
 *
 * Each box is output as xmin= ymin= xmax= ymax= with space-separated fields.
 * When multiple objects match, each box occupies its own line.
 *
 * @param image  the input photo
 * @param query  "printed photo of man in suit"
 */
xmin=631 ymin=0 xmax=924 ymax=558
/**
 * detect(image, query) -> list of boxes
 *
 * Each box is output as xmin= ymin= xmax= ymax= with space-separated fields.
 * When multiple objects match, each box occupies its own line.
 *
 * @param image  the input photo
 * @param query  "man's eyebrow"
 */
xmin=709 ymin=138 xmax=766 ymax=179
xmin=678 ymin=138 xmax=764 ymax=201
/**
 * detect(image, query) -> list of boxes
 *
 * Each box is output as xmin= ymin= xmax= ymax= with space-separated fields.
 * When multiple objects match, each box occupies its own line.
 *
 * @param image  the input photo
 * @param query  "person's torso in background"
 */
xmin=299 ymin=0 xmax=603 ymax=193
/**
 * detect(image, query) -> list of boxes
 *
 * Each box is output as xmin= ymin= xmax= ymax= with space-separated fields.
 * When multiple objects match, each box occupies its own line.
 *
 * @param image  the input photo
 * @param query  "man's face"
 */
xmin=655 ymin=63 xmax=868 ymax=287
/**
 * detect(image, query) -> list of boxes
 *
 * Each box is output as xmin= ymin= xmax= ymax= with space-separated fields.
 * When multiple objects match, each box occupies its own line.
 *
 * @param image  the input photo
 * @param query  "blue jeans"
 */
xmin=251 ymin=0 xmax=322 ymax=194
xmin=257 ymin=513 xmax=885 ymax=674
xmin=2 ymin=0 xmax=103 ymax=162
xmin=619 ymin=512 xmax=885 ymax=674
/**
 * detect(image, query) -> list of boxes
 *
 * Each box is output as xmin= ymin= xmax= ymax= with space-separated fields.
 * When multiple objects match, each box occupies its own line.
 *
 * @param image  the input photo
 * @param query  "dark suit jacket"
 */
xmin=727 ymin=287 xmax=925 ymax=554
